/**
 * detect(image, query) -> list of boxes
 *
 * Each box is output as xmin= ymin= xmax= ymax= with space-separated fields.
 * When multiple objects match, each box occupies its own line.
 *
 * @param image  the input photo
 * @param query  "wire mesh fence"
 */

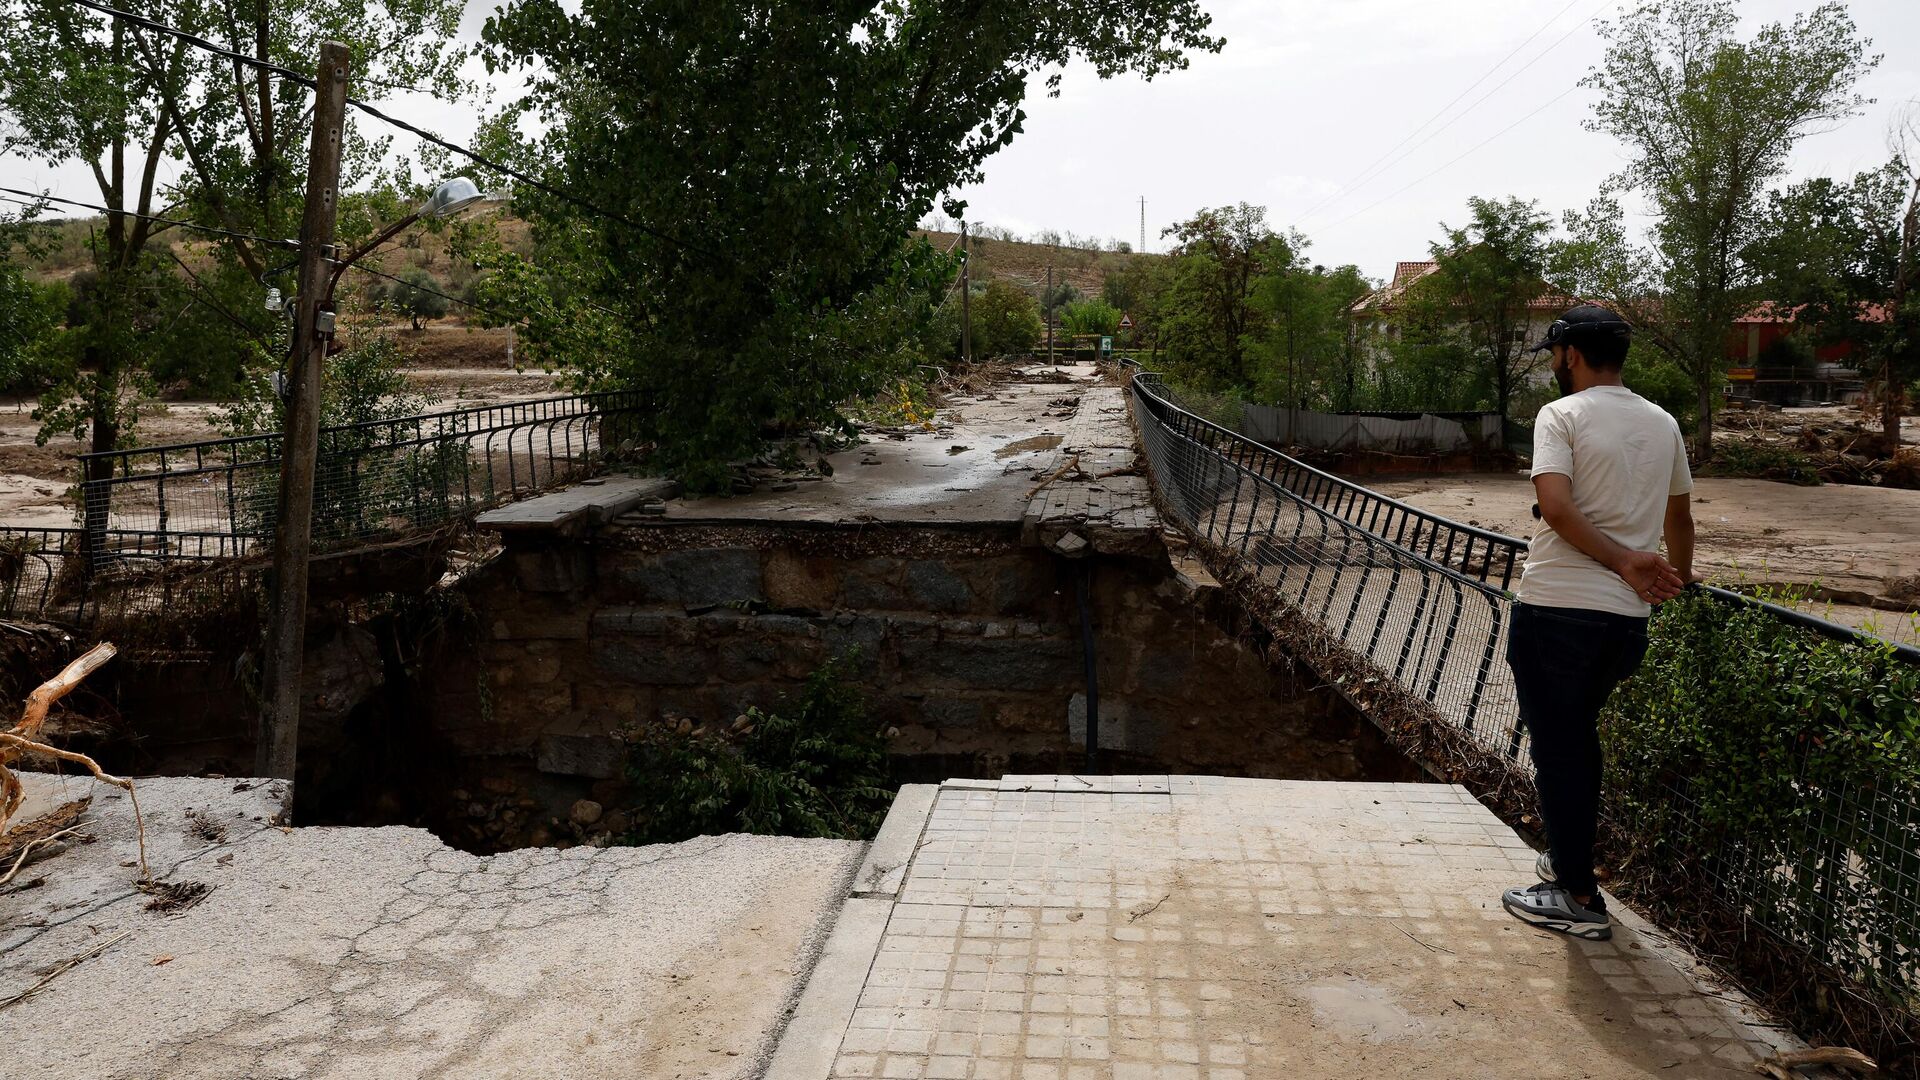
xmin=0 ymin=391 xmax=646 ymax=626
xmin=1128 ymin=367 xmax=1920 ymax=1019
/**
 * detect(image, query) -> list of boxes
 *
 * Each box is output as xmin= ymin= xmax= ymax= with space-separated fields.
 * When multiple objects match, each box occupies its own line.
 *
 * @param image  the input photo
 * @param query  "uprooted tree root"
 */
xmin=1184 ymin=536 xmax=1909 ymax=1076
xmin=0 ymin=643 xmax=146 ymax=882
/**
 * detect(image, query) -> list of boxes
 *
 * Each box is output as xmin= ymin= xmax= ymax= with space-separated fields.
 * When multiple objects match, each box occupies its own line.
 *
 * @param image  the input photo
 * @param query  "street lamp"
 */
xmin=256 ymin=173 xmax=494 ymax=790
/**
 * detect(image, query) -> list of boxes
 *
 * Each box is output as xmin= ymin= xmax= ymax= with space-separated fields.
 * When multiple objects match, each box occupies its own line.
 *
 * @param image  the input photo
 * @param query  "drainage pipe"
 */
xmin=1075 ymin=558 xmax=1100 ymax=772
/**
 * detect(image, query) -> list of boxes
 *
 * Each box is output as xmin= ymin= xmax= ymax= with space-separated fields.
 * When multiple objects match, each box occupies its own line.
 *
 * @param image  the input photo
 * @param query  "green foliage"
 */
xmin=621 ymin=652 xmax=893 ymax=842
xmin=1245 ymin=234 xmax=1369 ymax=411
xmin=1603 ymin=591 xmax=1920 ymax=998
xmin=0 ymin=0 xmax=471 ymax=456
xmin=1746 ymin=162 xmax=1920 ymax=440
xmin=1756 ymin=331 xmax=1817 ymax=373
xmin=0 ymin=254 xmax=71 ymax=394
xmin=1621 ymin=341 xmax=1699 ymax=431
xmin=478 ymin=0 xmax=1222 ymax=489
xmin=1059 ymin=298 xmax=1120 ymax=338
xmin=1696 ymin=439 xmax=1821 ymax=485
xmin=1566 ymin=0 xmax=1877 ymax=458
xmin=385 ymin=269 xmax=451 ymax=329
xmin=1151 ymin=203 xmax=1273 ymax=389
xmin=1416 ymin=196 xmax=1551 ymax=420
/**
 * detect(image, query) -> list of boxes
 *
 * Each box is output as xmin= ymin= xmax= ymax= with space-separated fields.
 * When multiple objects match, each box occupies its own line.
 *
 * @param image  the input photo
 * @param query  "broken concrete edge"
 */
xmin=763 ymin=782 xmax=941 ymax=1078
xmin=850 ymin=783 xmax=938 ymax=900
xmin=742 ymin=841 xmax=871 ymax=1080
xmin=475 ymin=475 xmax=680 ymax=536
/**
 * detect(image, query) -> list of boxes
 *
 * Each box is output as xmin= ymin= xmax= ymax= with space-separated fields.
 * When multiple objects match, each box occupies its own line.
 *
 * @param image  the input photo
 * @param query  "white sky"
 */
xmin=5 ymin=0 xmax=1917 ymax=284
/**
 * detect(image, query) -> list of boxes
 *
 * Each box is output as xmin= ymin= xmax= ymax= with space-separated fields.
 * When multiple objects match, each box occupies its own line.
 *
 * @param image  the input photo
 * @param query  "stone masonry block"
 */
xmin=591 ymin=638 xmax=710 ymax=686
xmin=896 ymin=637 xmax=1077 ymax=692
xmin=613 ymin=548 xmax=764 ymax=608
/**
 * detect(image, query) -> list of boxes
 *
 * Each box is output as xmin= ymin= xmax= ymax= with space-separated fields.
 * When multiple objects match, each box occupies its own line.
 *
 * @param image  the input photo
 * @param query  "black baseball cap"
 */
xmin=1529 ymin=304 xmax=1632 ymax=352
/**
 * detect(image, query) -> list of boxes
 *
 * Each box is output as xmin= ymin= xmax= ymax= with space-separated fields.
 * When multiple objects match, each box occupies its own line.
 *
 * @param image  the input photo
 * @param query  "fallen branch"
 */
xmin=1755 ymin=1047 xmax=1879 ymax=1076
xmin=0 ymin=643 xmax=144 ymax=879
xmin=0 ymin=928 xmax=132 ymax=1011
xmin=1025 ymin=452 xmax=1085 ymax=500
xmin=0 ymin=824 xmax=86 ymax=887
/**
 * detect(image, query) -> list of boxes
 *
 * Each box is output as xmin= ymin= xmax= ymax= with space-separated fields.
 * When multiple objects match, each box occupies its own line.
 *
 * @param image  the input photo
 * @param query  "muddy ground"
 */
xmin=0 ymin=368 xmax=563 ymax=529
xmin=1371 ymin=469 xmax=1920 ymax=646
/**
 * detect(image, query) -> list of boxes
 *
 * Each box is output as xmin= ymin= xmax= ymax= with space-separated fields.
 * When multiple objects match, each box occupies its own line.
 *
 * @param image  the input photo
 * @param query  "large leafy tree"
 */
xmin=1747 ymin=160 xmax=1920 ymax=448
xmin=1246 ymin=233 xmax=1369 ymax=413
xmin=1151 ymin=202 xmax=1274 ymax=389
xmin=479 ymin=1 xmax=1222 ymax=487
xmin=1419 ymin=196 xmax=1553 ymax=422
xmin=1571 ymin=0 xmax=1876 ymax=459
xmin=0 ymin=0 xmax=468 ymax=499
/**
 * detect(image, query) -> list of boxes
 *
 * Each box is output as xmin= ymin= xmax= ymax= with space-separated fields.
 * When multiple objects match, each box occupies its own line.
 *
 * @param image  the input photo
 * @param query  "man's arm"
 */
xmin=1663 ymin=493 xmax=1701 ymax=583
xmin=1533 ymin=473 xmax=1686 ymax=602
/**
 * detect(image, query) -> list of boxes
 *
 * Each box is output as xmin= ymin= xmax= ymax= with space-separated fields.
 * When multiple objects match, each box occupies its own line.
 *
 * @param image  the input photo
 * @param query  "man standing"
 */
xmin=1500 ymin=304 xmax=1696 ymax=942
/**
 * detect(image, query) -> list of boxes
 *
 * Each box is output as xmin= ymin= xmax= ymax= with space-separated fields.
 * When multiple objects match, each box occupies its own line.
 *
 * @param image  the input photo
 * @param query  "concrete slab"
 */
xmin=773 ymin=775 xmax=1801 ymax=1080
xmin=1 ymin=772 xmax=863 ymax=1080
xmin=476 ymin=475 xmax=678 ymax=536
xmin=648 ymin=364 xmax=1159 ymax=555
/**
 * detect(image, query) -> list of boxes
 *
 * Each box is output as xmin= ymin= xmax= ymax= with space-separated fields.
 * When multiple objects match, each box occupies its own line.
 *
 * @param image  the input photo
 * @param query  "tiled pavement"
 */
xmin=770 ymin=776 xmax=1798 ymax=1080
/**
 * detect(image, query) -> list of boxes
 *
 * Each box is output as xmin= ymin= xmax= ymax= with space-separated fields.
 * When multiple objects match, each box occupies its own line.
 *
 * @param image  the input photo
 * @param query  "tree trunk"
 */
xmin=1694 ymin=379 xmax=1715 ymax=463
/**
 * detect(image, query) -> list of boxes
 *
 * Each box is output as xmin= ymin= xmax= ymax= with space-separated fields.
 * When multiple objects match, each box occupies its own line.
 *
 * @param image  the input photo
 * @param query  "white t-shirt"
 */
xmin=1519 ymin=385 xmax=1693 ymax=617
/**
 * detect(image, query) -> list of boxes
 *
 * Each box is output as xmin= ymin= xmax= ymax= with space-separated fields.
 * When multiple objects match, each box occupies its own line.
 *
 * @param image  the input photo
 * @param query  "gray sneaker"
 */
xmin=1502 ymin=882 xmax=1611 ymax=940
xmin=1536 ymin=850 xmax=1556 ymax=883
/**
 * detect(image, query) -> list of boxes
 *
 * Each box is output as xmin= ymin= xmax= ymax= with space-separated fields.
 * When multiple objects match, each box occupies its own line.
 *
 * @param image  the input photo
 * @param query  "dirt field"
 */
xmin=1371 ymin=470 xmax=1920 ymax=646
xmin=0 ymin=368 xmax=563 ymax=529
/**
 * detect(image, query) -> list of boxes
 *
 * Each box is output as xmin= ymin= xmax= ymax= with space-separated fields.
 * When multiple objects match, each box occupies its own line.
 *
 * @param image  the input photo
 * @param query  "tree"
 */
xmin=1243 ymin=231 xmax=1370 ymax=413
xmin=479 ymin=1 xmax=1222 ymax=487
xmin=0 ymin=0 xmax=469 ymax=548
xmin=387 ymin=269 xmax=451 ymax=330
xmin=1059 ymin=298 xmax=1120 ymax=338
xmin=1419 ymin=196 xmax=1553 ymax=421
xmin=1153 ymin=203 xmax=1274 ymax=388
xmin=1747 ymin=157 xmax=1919 ymax=447
xmin=1574 ymin=0 xmax=1876 ymax=459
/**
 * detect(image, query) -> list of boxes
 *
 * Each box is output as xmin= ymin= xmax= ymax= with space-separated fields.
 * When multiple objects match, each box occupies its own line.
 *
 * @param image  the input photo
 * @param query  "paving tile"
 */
xmin=818 ymin=777 xmax=1796 ymax=1080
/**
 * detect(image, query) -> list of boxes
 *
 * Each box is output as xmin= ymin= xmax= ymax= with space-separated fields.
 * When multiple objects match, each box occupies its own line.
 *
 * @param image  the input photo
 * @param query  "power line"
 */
xmin=1294 ymin=0 xmax=1582 ymax=225
xmin=1297 ymin=0 xmax=1607 ymax=227
xmin=67 ymin=0 xmax=724 ymax=266
xmin=344 ymin=261 xmax=524 ymax=325
xmin=1314 ymin=84 xmax=1582 ymax=235
xmin=0 ymin=186 xmax=299 ymax=249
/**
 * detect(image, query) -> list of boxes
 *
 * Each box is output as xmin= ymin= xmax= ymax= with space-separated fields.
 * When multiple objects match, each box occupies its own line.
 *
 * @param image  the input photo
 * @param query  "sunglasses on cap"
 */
xmin=1536 ymin=317 xmax=1631 ymax=351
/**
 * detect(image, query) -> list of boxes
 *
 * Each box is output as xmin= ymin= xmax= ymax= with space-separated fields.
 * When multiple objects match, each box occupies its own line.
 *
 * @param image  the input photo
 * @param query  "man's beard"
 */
xmin=1553 ymin=364 xmax=1574 ymax=397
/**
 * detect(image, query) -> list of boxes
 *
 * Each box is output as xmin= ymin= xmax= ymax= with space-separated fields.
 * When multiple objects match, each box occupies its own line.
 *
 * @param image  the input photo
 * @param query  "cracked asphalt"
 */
xmin=1 ymin=772 xmax=862 ymax=1079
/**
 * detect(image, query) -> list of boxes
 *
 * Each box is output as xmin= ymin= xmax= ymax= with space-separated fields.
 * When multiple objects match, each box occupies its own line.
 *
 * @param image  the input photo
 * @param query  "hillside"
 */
xmin=916 ymin=229 xmax=1157 ymax=302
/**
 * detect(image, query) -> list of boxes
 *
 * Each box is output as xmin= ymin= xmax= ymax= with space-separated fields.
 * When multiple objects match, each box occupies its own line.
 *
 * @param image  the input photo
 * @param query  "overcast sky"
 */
xmin=5 ymin=0 xmax=1916 ymax=284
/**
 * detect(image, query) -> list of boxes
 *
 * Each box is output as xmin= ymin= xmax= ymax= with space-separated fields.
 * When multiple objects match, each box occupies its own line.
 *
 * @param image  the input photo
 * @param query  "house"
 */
xmin=1347 ymin=258 xmax=1572 ymax=362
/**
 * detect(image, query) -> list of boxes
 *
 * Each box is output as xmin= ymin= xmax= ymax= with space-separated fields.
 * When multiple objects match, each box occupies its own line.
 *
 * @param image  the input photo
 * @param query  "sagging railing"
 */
xmin=1127 ymin=366 xmax=1920 ymax=1034
xmin=0 ymin=391 xmax=647 ymax=625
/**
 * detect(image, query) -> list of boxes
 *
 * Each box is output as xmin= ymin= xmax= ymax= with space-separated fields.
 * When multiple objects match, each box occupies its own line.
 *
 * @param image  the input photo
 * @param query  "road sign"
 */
xmin=1118 ymin=313 xmax=1133 ymax=329
xmin=1100 ymin=336 xmax=1113 ymax=356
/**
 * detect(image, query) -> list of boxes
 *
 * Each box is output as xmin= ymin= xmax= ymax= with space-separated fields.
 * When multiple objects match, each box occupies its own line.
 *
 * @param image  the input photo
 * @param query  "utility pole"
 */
xmin=960 ymin=221 xmax=971 ymax=366
xmin=1044 ymin=259 xmax=1059 ymax=367
xmin=257 ymin=40 xmax=349 ymax=785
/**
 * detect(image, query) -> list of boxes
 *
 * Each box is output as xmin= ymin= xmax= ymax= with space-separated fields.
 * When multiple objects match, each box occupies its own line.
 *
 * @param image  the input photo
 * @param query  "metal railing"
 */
xmin=1127 ymin=366 xmax=1920 ymax=1011
xmin=0 ymin=391 xmax=647 ymax=624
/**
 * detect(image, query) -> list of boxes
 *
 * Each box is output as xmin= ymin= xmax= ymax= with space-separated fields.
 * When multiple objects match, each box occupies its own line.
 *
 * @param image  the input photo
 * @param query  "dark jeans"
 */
xmin=1506 ymin=602 xmax=1650 ymax=900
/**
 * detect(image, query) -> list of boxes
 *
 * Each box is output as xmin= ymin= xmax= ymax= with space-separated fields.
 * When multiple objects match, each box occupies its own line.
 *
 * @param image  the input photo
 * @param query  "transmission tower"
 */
xmin=1138 ymin=197 xmax=1146 ymax=254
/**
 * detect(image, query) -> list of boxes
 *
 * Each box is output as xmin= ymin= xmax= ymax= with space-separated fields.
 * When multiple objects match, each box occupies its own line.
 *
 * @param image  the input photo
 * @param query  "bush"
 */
xmin=1697 ymin=439 xmax=1821 ymax=485
xmin=620 ymin=652 xmax=893 ymax=843
xmin=386 ymin=269 xmax=450 ymax=329
xmin=1602 ymin=591 xmax=1920 ymax=1027
xmin=1060 ymin=299 xmax=1121 ymax=338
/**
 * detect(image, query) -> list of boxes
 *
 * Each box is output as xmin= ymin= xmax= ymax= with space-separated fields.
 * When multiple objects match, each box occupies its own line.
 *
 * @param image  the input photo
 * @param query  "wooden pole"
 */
xmin=960 ymin=221 xmax=971 ymax=366
xmin=257 ymin=41 xmax=349 ymax=785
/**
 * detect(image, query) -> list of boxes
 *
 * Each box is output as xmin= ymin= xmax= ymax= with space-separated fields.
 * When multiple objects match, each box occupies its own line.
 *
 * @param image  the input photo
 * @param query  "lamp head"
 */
xmin=420 ymin=177 xmax=485 ymax=219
